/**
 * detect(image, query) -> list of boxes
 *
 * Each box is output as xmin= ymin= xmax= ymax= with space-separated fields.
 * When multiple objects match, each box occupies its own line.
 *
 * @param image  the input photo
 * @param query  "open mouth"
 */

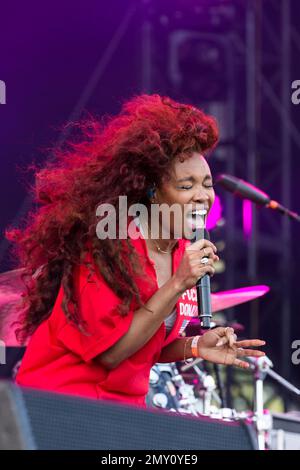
xmin=186 ymin=209 xmax=208 ymax=229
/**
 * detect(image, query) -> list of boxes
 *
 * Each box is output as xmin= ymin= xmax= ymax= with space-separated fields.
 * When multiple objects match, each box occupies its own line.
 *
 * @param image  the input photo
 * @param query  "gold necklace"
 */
xmin=152 ymin=241 xmax=172 ymax=254
xmin=139 ymin=216 xmax=172 ymax=254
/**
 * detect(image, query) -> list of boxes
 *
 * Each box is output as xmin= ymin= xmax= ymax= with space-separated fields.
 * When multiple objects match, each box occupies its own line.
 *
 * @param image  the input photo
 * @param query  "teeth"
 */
xmin=191 ymin=209 xmax=207 ymax=216
xmin=186 ymin=209 xmax=206 ymax=229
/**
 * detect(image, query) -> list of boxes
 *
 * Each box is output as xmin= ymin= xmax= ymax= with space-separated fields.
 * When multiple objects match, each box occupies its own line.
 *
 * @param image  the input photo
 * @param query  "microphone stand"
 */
xmin=216 ymin=173 xmax=300 ymax=222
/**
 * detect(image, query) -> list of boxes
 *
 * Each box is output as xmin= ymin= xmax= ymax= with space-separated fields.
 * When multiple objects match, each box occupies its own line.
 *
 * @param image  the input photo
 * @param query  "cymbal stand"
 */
xmin=247 ymin=356 xmax=300 ymax=450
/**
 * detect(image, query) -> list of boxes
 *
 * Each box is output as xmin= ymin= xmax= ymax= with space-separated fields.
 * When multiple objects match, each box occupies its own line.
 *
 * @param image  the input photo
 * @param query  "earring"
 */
xmin=147 ymin=186 xmax=156 ymax=200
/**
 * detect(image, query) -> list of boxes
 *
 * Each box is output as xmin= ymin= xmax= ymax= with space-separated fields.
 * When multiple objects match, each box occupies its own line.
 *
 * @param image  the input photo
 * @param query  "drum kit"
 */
xmin=0 ymin=268 xmax=300 ymax=450
xmin=146 ymin=284 xmax=300 ymax=450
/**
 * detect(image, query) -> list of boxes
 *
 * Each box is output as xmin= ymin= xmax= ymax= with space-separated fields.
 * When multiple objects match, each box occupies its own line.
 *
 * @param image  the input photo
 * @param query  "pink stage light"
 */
xmin=243 ymin=199 xmax=252 ymax=239
xmin=206 ymin=194 xmax=222 ymax=230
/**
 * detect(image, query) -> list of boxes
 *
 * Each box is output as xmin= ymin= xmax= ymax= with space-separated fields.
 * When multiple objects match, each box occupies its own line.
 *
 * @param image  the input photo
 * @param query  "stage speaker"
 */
xmin=0 ymin=347 xmax=26 ymax=380
xmin=270 ymin=412 xmax=300 ymax=450
xmin=0 ymin=381 xmax=258 ymax=450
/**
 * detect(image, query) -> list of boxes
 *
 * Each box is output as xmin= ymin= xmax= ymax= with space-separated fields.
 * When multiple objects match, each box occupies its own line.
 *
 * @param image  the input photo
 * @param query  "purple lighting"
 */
xmin=207 ymin=194 xmax=222 ymax=230
xmin=243 ymin=199 xmax=252 ymax=239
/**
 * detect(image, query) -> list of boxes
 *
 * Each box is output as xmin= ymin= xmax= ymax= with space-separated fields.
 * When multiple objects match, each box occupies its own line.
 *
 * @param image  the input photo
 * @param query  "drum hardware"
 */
xmin=213 ymin=363 xmax=227 ymax=408
xmin=161 ymin=363 xmax=205 ymax=415
xmin=148 ymin=364 xmax=182 ymax=410
xmin=180 ymin=357 xmax=202 ymax=372
xmin=148 ymin=359 xmax=223 ymax=416
xmin=246 ymin=355 xmax=300 ymax=450
xmin=148 ymin=362 xmax=210 ymax=415
xmin=185 ymin=362 xmax=222 ymax=415
xmin=167 ymin=363 xmax=199 ymax=414
xmin=181 ymin=358 xmax=223 ymax=410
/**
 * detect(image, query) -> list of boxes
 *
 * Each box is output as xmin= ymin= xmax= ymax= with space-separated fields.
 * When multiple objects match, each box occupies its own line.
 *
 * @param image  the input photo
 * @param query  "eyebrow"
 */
xmin=176 ymin=174 xmax=212 ymax=183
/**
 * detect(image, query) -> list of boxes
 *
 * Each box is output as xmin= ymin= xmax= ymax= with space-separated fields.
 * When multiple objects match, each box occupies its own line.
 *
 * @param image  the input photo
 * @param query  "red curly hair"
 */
xmin=7 ymin=94 xmax=219 ymax=342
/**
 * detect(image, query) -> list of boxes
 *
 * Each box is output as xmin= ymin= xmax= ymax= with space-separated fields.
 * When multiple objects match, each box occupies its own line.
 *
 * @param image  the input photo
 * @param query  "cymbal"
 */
xmin=0 ymin=268 xmax=24 ymax=309
xmin=189 ymin=284 xmax=270 ymax=327
xmin=211 ymin=285 xmax=269 ymax=313
xmin=0 ymin=269 xmax=25 ymax=346
xmin=0 ymin=267 xmax=24 ymax=288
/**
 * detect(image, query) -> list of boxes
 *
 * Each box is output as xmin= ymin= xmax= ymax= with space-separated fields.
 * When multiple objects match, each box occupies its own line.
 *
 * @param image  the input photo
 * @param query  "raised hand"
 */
xmin=197 ymin=327 xmax=266 ymax=369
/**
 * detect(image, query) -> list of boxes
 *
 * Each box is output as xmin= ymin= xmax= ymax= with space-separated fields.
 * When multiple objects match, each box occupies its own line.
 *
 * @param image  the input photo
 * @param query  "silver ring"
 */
xmin=201 ymin=257 xmax=209 ymax=264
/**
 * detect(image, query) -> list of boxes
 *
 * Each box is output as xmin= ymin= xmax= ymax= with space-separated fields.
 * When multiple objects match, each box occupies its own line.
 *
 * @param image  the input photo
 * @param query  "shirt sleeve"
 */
xmin=56 ymin=274 xmax=134 ymax=363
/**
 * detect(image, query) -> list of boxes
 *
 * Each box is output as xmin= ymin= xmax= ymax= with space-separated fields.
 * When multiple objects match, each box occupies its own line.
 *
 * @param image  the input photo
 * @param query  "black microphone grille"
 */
xmin=216 ymin=174 xmax=239 ymax=192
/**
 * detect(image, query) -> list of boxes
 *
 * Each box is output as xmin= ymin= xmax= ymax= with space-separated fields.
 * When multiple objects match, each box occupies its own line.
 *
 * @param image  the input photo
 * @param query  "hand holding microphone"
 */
xmin=172 ymin=238 xmax=218 ymax=294
xmin=194 ymin=228 xmax=214 ymax=329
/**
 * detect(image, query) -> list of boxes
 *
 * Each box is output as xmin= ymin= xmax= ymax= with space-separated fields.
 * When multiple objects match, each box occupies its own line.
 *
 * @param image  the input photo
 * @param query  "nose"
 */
xmin=191 ymin=187 xmax=210 ymax=206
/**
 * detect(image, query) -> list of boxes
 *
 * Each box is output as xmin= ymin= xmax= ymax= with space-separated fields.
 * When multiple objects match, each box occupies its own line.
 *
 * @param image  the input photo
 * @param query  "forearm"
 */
xmin=96 ymin=276 xmax=184 ymax=369
xmin=157 ymin=336 xmax=196 ymax=363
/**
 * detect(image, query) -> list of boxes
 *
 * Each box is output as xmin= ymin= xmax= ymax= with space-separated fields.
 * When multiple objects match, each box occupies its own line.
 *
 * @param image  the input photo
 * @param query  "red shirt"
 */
xmin=16 ymin=227 xmax=199 ymax=407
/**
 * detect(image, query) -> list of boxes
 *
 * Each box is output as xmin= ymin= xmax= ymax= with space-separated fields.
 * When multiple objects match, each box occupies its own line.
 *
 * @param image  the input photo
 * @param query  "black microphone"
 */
xmin=216 ymin=174 xmax=300 ymax=222
xmin=193 ymin=228 xmax=212 ymax=329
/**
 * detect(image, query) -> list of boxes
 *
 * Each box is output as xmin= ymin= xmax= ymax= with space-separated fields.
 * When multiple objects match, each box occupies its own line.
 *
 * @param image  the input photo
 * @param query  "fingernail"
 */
xmin=216 ymin=340 xmax=223 ymax=347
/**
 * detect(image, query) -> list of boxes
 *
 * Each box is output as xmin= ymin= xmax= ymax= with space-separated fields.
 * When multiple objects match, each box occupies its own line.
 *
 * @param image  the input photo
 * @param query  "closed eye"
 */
xmin=178 ymin=184 xmax=214 ymax=190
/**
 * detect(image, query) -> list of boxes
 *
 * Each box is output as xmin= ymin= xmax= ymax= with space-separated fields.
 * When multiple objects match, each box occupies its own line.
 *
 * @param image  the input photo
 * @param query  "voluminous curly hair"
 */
xmin=7 ymin=94 xmax=219 ymax=342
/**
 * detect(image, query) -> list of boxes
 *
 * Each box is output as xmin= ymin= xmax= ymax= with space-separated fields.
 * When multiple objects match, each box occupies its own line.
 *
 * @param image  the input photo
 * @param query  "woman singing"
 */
xmin=9 ymin=95 xmax=265 ymax=407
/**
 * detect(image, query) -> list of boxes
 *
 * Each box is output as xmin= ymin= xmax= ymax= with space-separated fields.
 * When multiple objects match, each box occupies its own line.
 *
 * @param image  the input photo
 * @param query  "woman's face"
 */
xmin=153 ymin=152 xmax=215 ymax=239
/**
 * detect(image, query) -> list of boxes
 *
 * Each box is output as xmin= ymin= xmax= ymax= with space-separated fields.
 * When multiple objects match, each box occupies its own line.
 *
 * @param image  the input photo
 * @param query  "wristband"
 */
xmin=191 ymin=335 xmax=201 ymax=358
